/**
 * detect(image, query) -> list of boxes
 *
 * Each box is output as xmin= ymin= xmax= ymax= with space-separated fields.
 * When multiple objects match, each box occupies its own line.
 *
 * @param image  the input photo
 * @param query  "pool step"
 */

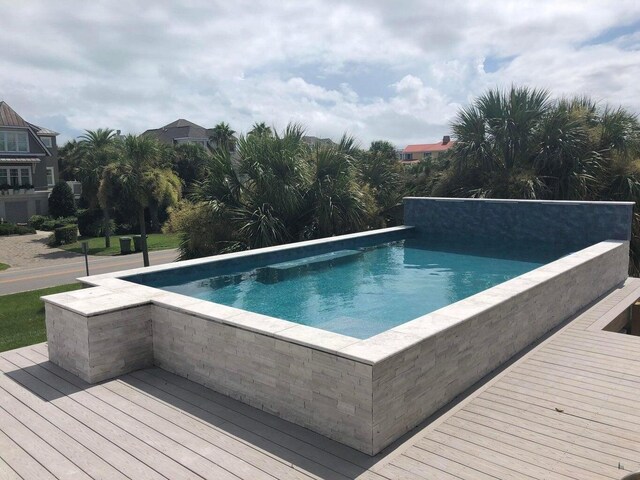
xmin=257 ymin=249 xmax=363 ymax=284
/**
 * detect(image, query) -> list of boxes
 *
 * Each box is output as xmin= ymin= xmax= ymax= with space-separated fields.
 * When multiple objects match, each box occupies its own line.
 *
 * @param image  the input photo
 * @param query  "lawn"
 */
xmin=59 ymin=233 xmax=182 ymax=256
xmin=0 ymin=283 xmax=82 ymax=353
xmin=0 ymin=263 xmax=9 ymax=271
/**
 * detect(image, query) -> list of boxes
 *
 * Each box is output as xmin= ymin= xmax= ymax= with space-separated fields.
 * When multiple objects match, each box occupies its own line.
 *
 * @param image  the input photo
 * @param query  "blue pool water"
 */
xmin=138 ymin=238 xmax=571 ymax=339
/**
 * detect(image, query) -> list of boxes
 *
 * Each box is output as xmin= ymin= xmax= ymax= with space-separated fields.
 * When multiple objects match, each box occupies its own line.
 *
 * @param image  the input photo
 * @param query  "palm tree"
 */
xmin=76 ymin=128 xmax=118 ymax=247
xmin=209 ymin=122 xmax=236 ymax=152
xmin=248 ymin=122 xmax=272 ymax=138
xmin=439 ymin=85 xmax=640 ymax=273
xmin=172 ymin=143 xmax=211 ymax=190
xmin=357 ymin=141 xmax=403 ymax=222
xmin=304 ymin=143 xmax=374 ymax=238
xmin=99 ymin=135 xmax=181 ymax=266
xmin=234 ymin=123 xmax=309 ymax=247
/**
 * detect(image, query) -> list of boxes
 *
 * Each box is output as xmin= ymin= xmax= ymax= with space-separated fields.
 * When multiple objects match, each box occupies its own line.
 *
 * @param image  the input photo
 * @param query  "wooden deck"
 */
xmin=2 ymin=280 xmax=640 ymax=479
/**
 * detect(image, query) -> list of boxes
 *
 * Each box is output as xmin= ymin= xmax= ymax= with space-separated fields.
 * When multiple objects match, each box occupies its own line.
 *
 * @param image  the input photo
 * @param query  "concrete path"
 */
xmin=0 ymin=247 xmax=179 ymax=295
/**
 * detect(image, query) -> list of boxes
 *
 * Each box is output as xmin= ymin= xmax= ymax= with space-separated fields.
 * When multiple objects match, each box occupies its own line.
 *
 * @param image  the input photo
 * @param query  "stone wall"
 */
xmin=152 ymin=306 xmax=375 ymax=453
xmin=44 ymin=287 xmax=153 ymax=383
xmin=370 ymin=241 xmax=629 ymax=452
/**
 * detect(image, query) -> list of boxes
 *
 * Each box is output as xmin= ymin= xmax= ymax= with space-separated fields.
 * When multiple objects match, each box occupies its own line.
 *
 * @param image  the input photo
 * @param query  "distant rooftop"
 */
xmin=403 ymin=135 xmax=454 ymax=154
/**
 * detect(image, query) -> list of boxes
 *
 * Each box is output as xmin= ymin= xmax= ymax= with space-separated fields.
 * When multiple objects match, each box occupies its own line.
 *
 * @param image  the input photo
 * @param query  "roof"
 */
xmin=163 ymin=118 xmax=205 ymax=129
xmin=142 ymin=118 xmax=210 ymax=145
xmin=302 ymin=136 xmax=335 ymax=147
xmin=27 ymin=123 xmax=59 ymax=136
xmin=403 ymin=141 xmax=454 ymax=154
xmin=0 ymin=101 xmax=29 ymax=128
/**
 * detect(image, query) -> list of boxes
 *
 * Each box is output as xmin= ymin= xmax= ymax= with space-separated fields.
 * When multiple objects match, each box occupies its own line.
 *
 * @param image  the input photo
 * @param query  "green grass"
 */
xmin=0 ymin=283 xmax=82 ymax=353
xmin=0 ymin=263 xmax=9 ymax=272
xmin=58 ymin=233 xmax=182 ymax=256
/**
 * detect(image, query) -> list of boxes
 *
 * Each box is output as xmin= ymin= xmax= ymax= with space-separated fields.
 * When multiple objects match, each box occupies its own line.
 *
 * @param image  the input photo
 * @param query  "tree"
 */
xmin=304 ymin=142 xmax=374 ymax=238
xmin=248 ymin=122 xmax=272 ymax=138
xmin=99 ymin=135 xmax=181 ymax=266
xmin=437 ymin=85 xmax=640 ymax=273
xmin=57 ymin=139 xmax=81 ymax=181
xmin=172 ymin=143 xmax=210 ymax=190
xmin=180 ymin=124 xmax=378 ymax=258
xmin=357 ymin=141 xmax=403 ymax=223
xmin=209 ymin=122 xmax=236 ymax=152
xmin=76 ymin=128 xmax=118 ymax=247
xmin=48 ymin=181 xmax=76 ymax=218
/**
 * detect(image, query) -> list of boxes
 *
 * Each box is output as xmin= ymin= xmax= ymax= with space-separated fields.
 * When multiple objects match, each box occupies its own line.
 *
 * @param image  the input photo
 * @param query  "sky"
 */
xmin=1 ymin=1 xmax=640 ymax=148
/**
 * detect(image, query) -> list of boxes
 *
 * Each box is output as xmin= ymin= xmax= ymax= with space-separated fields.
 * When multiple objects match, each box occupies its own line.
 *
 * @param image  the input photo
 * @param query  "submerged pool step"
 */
xmin=257 ymin=249 xmax=363 ymax=284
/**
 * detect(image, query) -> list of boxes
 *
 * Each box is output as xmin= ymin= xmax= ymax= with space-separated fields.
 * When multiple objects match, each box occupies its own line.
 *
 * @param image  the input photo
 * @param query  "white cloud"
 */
xmin=0 ymin=0 xmax=639 ymax=148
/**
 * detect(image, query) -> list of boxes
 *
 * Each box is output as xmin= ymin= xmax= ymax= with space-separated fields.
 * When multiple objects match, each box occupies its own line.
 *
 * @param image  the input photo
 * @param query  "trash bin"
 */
xmin=119 ymin=237 xmax=132 ymax=255
xmin=132 ymin=235 xmax=145 ymax=252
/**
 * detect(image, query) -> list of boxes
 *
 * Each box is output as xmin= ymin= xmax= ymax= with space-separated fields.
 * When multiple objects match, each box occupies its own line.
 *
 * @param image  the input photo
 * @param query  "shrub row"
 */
xmin=53 ymin=224 xmax=78 ymax=245
xmin=0 ymin=223 xmax=36 ymax=236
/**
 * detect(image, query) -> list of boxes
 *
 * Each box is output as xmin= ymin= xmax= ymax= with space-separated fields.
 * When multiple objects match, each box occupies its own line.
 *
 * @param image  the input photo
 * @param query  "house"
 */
xmin=0 ymin=101 xmax=59 ymax=223
xmin=142 ymin=118 xmax=212 ymax=149
xmin=401 ymin=135 xmax=454 ymax=163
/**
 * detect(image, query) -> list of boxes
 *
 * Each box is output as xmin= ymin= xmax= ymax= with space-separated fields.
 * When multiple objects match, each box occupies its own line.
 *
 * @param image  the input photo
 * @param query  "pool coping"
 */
xmin=43 ymin=226 xmax=627 ymax=367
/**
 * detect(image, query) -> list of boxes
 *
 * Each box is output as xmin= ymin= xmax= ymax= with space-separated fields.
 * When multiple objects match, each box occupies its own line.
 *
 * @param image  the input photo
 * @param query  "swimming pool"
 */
xmin=42 ymin=198 xmax=633 ymax=455
xmin=139 ymin=238 xmax=571 ymax=339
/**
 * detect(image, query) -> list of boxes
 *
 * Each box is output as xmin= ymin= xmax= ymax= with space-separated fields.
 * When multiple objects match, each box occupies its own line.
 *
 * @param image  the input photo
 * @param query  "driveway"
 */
xmin=0 ymin=231 xmax=82 ymax=268
xmin=0 ymin=232 xmax=179 ymax=295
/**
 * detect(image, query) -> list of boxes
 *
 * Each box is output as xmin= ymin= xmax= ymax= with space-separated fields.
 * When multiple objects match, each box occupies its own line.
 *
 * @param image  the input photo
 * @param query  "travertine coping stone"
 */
xmin=43 ymin=229 xmax=629 ymax=455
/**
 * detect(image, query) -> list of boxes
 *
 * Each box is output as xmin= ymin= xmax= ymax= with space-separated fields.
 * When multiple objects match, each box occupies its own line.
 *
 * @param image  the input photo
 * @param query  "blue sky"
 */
xmin=1 ymin=1 xmax=640 ymax=148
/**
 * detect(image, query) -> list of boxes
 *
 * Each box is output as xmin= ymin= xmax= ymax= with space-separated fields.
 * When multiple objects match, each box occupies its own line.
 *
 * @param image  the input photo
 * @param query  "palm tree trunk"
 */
xmin=139 ymin=207 xmax=150 ymax=267
xmin=103 ymin=207 xmax=111 ymax=248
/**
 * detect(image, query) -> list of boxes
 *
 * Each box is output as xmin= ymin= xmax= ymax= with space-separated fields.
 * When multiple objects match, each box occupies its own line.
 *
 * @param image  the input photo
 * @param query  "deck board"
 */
xmin=1 ymin=279 xmax=640 ymax=479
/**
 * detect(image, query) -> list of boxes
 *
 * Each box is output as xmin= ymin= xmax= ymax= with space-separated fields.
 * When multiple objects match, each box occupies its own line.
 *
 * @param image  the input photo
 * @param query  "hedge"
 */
xmin=53 ymin=224 xmax=78 ymax=245
xmin=0 ymin=223 xmax=36 ymax=236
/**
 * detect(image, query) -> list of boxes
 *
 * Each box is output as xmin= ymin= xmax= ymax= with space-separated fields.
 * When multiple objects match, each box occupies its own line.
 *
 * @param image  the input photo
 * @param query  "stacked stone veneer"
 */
xmin=44 ymin=289 xmax=153 ymax=383
xmin=41 ymin=206 xmax=633 ymax=455
xmin=369 ymin=240 xmax=629 ymax=452
xmin=152 ymin=306 xmax=374 ymax=452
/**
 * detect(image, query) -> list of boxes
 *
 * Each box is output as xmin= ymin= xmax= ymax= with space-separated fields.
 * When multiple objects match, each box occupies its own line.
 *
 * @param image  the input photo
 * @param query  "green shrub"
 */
xmin=53 ymin=224 xmax=78 ymax=245
xmin=28 ymin=215 xmax=48 ymax=230
xmin=15 ymin=225 xmax=35 ymax=235
xmin=0 ymin=224 xmax=15 ymax=236
xmin=77 ymin=209 xmax=114 ymax=237
xmin=0 ymin=223 xmax=35 ymax=236
xmin=40 ymin=216 xmax=77 ymax=231
xmin=48 ymin=181 xmax=76 ymax=218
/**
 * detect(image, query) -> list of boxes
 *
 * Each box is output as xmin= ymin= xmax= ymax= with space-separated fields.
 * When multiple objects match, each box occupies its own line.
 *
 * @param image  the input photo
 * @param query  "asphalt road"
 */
xmin=0 ymin=249 xmax=179 ymax=296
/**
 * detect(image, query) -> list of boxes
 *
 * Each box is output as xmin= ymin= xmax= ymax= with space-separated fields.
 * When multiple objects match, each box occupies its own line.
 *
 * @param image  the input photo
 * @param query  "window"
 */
xmin=403 ymin=153 xmax=413 ymax=161
xmin=46 ymin=167 xmax=55 ymax=187
xmin=422 ymin=152 xmax=433 ymax=160
xmin=0 ymin=131 xmax=29 ymax=153
xmin=41 ymin=136 xmax=53 ymax=148
xmin=0 ymin=167 xmax=31 ymax=187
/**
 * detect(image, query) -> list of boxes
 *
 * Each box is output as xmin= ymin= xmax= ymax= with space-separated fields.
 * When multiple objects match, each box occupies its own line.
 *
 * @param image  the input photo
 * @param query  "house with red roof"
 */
xmin=401 ymin=136 xmax=454 ymax=163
